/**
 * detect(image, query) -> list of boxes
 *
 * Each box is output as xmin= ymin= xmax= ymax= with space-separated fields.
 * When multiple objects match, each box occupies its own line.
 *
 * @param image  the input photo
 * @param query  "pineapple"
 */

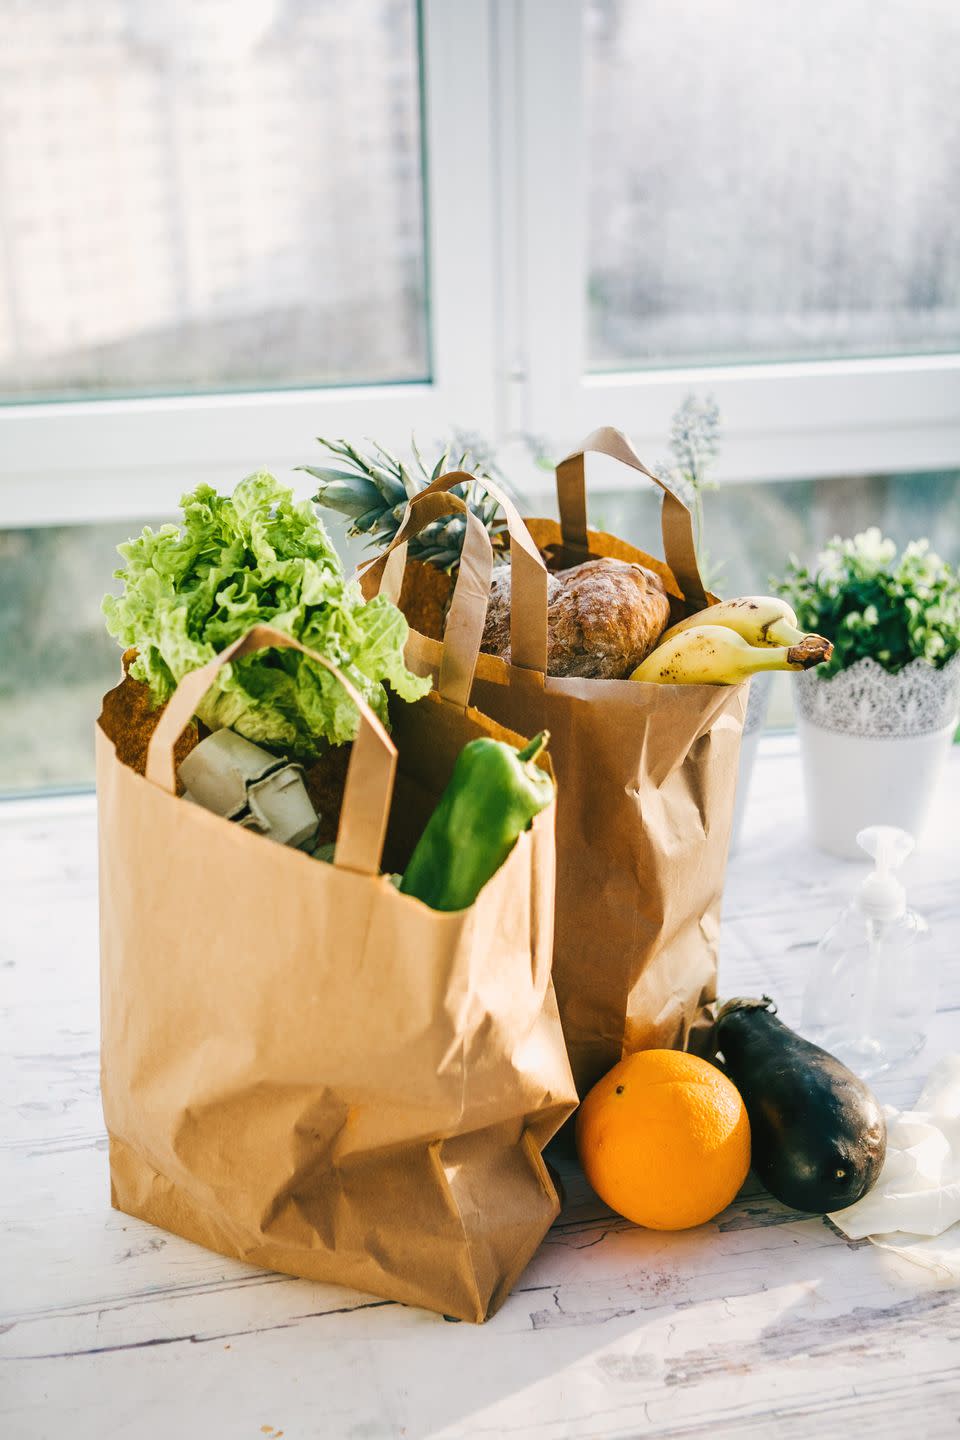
xmin=300 ymin=434 xmax=510 ymax=572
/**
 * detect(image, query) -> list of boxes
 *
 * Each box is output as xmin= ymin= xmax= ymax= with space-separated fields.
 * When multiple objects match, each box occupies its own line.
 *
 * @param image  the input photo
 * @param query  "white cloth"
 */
xmin=829 ymin=1055 xmax=960 ymax=1280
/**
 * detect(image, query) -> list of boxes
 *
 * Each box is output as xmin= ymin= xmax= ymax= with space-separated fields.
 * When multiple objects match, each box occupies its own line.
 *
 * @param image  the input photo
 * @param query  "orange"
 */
xmin=575 ymin=1049 xmax=751 ymax=1230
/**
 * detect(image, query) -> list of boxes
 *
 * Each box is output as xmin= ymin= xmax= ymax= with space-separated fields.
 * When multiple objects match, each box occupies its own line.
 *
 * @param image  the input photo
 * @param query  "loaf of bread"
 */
xmin=481 ymin=556 xmax=671 ymax=679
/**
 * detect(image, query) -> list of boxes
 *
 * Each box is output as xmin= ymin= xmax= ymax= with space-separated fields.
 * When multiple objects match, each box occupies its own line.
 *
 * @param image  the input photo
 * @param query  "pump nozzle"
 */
xmin=856 ymin=825 xmax=914 ymax=921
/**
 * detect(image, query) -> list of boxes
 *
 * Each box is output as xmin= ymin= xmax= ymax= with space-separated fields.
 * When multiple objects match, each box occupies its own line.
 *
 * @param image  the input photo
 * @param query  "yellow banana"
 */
xmin=659 ymin=595 xmax=809 ymax=649
xmin=630 ymin=625 xmax=833 ymax=685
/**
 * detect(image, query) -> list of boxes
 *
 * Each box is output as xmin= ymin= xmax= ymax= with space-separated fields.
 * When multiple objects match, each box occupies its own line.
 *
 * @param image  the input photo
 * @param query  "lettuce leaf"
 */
xmin=102 ymin=471 xmax=430 ymax=757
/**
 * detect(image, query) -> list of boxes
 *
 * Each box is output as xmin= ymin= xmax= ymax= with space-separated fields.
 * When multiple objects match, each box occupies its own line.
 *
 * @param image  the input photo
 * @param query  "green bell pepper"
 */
xmin=400 ymin=731 xmax=554 ymax=912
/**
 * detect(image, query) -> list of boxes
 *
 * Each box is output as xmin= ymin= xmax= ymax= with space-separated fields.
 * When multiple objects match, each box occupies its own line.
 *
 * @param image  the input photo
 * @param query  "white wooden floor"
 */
xmin=2 ymin=742 xmax=959 ymax=1440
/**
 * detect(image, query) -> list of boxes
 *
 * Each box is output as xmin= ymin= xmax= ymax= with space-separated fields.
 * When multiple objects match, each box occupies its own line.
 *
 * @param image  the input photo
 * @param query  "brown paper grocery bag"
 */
xmin=97 ymin=546 xmax=576 ymax=1322
xmin=360 ymin=429 xmax=746 ymax=1095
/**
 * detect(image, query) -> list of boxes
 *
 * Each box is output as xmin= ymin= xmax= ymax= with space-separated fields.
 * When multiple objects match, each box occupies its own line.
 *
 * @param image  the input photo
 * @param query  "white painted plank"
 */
xmin=1 ymin=748 xmax=959 ymax=1439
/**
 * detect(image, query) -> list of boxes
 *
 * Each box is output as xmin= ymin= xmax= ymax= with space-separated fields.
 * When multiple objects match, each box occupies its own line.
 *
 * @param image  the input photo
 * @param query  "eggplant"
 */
xmin=717 ymin=996 xmax=886 ymax=1213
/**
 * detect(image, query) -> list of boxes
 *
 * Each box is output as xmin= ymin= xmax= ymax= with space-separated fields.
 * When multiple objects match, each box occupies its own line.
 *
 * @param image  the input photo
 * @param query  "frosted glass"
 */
xmin=586 ymin=0 xmax=960 ymax=368
xmin=0 ymin=0 xmax=428 ymax=399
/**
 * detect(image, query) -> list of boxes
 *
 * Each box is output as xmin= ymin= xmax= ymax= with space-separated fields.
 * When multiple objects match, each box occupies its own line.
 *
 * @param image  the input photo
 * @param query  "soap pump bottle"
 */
xmin=801 ymin=825 xmax=935 ymax=1078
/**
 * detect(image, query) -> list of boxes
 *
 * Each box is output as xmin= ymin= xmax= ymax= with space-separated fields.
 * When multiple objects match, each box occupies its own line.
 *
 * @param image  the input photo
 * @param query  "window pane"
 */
xmin=1 ymin=521 xmax=150 ymax=792
xmin=2 ymin=473 xmax=957 ymax=794
xmin=0 ymin=0 xmax=428 ymax=400
xmin=586 ymin=0 xmax=960 ymax=369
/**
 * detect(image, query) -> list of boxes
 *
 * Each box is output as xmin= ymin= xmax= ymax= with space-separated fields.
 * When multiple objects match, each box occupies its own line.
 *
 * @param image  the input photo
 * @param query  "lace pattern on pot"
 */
xmin=796 ymin=655 xmax=960 ymax=739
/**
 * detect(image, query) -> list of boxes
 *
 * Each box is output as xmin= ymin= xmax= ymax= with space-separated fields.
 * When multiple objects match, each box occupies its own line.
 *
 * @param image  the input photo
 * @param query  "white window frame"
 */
xmin=508 ymin=0 xmax=960 ymax=489
xmin=0 ymin=0 xmax=500 ymax=527
xmin=2 ymin=0 xmax=960 ymax=527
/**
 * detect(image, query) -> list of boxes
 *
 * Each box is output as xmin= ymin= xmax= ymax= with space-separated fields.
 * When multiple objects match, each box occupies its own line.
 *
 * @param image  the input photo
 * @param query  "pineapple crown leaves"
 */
xmin=301 ymin=433 xmax=511 ymax=571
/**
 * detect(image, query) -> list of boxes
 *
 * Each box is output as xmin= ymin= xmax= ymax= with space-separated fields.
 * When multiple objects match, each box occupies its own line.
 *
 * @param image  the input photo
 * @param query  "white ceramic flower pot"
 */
xmin=729 ymin=673 xmax=772 ymax=853
xmin=795 ymin=656 xmax=960 ymax=859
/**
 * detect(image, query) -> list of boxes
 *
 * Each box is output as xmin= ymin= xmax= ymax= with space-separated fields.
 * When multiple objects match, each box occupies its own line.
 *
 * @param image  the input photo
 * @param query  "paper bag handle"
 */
xmin=359 ymin=471 xmax=549 ymax=677
xmin=556 ymin=426 xmax=707 ymax=606
xmin=145 ymin=624 xmax=397 ymax=876
xmin=358 ymin=491 xmax=494 ymax=708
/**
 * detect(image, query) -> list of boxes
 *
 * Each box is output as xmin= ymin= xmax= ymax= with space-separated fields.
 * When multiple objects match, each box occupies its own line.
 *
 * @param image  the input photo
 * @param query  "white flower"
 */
xmin=851 ymin=527 xmax=897 ymax=572
xmin=818 ymin=536 xmax=847 ymax=583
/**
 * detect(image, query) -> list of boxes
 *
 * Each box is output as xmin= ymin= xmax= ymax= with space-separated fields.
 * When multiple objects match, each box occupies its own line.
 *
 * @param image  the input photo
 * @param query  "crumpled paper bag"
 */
xmin=360 ymin=429 xmax=748 ymax=1096
xmin=829 ymin=1055 xmax=960 ymax=1280
xmin=97 ymin=623 xmax=578 ymax=1324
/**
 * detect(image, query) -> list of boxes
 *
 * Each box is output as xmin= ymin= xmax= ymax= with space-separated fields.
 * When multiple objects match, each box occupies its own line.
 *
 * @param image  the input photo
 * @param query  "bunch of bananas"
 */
xmin=630 ymin=597 xmax=833 ymax=686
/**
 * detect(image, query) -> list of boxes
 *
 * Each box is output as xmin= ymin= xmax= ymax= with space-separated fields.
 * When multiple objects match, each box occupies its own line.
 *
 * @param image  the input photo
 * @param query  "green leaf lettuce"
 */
xmin=102 ymin=472 xmax=430 ymax=757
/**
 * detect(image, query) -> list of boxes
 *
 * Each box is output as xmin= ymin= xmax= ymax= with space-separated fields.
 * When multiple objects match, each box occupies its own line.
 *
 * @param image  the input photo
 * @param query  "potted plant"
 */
xmin=776 ymin=528 xmax=960 ymax=857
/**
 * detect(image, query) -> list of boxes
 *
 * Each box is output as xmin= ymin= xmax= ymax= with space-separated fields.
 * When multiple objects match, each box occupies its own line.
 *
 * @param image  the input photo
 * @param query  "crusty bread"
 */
xmin=481 ymin=556 xmax=671 ymax=679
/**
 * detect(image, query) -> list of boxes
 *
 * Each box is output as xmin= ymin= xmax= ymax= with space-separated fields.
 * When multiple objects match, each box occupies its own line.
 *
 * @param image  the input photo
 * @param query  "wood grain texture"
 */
xmin=2 ymin=747 xmax=959 ymax=1440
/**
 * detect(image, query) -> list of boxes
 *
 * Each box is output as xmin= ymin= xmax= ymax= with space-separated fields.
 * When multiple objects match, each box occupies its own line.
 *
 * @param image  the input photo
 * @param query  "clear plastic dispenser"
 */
xmin=801 ymin=826 xmax=935 ymax=1077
